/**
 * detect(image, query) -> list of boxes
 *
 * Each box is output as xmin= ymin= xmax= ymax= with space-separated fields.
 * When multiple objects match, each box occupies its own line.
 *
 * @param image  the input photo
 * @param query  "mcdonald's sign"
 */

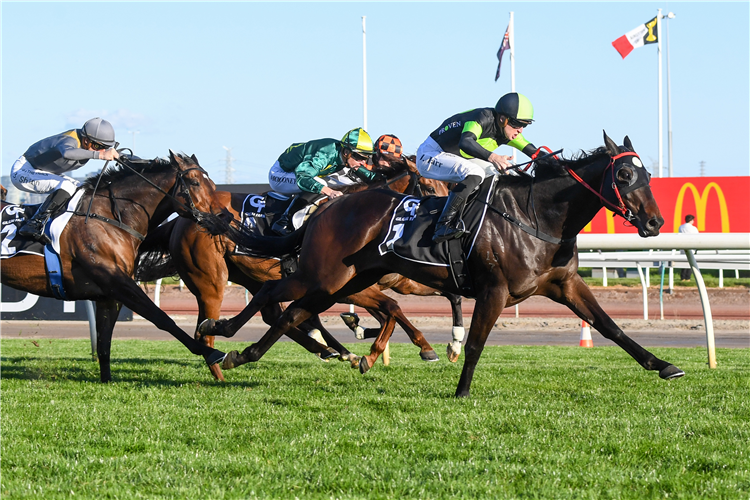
xmin=583 ymin=176 xmax=750 ymax=234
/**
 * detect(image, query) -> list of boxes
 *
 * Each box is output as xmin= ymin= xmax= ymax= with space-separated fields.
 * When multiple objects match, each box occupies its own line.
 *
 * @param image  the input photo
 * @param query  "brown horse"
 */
xmin=201 ymin=132 xmax=685 ymax=397
xmin=151 ymin=155 xmax=455 ymax=380
xmin=1 ymin=152 xmax=231 ymax=382
xmin=1 ymin=183 xmax=7 ymax=201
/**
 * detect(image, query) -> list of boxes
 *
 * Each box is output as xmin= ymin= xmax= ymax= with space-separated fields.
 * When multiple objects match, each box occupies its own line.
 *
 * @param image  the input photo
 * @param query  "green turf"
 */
xmin=2 ymin=339 xmax=748 ymax=499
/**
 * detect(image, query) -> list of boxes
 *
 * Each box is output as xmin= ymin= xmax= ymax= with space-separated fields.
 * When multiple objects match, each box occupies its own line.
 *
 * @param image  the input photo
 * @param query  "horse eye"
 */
xmin=618 ymin=168 xmax=633 ymax=183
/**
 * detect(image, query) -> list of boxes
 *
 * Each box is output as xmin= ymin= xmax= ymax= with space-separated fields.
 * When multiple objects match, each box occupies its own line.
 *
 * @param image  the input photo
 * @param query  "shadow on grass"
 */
xmin=0 ymin=355 xmax=261 ymax=388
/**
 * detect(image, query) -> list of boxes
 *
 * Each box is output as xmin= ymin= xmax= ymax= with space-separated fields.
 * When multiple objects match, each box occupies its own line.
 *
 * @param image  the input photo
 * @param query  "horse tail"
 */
xmin=134 ymin=218 xmax=179 ymax=282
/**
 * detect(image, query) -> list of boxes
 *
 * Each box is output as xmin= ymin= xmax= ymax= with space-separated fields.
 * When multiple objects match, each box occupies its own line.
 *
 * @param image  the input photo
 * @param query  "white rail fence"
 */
xmin=578 ymin=233 xmax=750 ymax=369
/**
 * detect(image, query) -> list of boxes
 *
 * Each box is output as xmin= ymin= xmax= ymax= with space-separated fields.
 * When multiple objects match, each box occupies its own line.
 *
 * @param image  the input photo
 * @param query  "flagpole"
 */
xmin=509 ymin=11 xmax=516 ymax=162
xmin=666 ymin=12 xmax=675 ymax=177
xmin=362 ymin=16 xmax=368 ymax=131
xmin=657 ymin=8 xmax=663 ymax=178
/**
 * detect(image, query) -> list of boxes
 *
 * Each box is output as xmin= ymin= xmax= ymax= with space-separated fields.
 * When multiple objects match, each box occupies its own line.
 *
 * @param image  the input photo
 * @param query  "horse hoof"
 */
xmin=221 ymin=350 xmax=241 ymax=370
xmin=420 ymin=349 xmax=439 ymax=362
xmin=447 ymin=346 xmax=460 ymax=363
xmin=349 ymin=355 xmax=361 ymax=369
xmin=320 ymin=348 xmax=340 ymax=361
xmin=198 ymin=318 xmax=216 ymax=337
xmin=659 ymin=365 xmax=685 ymax=380
xmin=359 ymin=357 xmax=371 ymax=374
xmin=205 ymin=350 xmax=226 ymax=367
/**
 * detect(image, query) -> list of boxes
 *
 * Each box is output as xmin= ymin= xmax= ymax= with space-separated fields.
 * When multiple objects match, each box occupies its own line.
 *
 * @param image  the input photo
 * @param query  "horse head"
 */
xmin=166 ymin=150 xmax=232 ymax=233
xmin=600 ymin=132 xmax=664 ymax=237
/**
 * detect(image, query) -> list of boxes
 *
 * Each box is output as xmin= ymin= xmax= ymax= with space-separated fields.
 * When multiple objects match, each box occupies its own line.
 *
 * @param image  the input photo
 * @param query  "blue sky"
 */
xmin=2 ymin=1 xmax=748 ymax=185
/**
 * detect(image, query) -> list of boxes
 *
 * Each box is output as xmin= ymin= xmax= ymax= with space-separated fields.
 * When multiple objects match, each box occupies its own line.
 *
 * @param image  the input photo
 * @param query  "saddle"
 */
xmin=1 ymin=192 xmax=85 ymax=299
xmin=377 ymin=176 xmax=497 ymax=296
xmin=233 ymin=192 xmax=325 ymax=275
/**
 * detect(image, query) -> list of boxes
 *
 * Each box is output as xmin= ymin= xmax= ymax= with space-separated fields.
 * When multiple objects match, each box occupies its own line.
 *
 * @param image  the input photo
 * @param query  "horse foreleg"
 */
xmin=456 ymin=287 xmax=507 ymax=398
xmin=94 ymin=299 xmax=121 ymax=383
xmin=556 ymin=275 xmax=684 ymax=379
xmin=223 ymin=293 xmax=339 ymax=369
xmin=358 ymin=313 xmax=397 ymax=375
xmin=200 ymin=277 xmax=309 ymax=338
xmin=302 ymin=315 xmax=356 ymax=364
xmin=93 ymin=273 xmax=226 ymax=368
xmin=445 ymin=292 xmax=465 ymax=363
xmin=349 ymin=287 xmax=437 ymax=361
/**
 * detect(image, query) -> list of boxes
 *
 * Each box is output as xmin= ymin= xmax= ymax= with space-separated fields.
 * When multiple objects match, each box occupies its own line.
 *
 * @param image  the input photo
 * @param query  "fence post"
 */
xmin=685 ymin=249 xmax=716 ymax=368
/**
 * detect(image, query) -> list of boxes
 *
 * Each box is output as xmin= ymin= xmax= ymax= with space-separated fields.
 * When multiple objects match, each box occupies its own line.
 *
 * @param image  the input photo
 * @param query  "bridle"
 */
xmin=564 ymin=151 xmax=649 ymax=224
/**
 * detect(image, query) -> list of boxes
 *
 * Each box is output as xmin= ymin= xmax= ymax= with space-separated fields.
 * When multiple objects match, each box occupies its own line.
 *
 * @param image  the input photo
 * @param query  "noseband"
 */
xmin=564 ymin=151 xmax=649 ymax=224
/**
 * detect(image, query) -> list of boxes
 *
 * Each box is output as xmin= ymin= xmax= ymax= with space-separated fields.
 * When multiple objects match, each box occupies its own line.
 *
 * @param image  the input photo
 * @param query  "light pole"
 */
xmin=128 ymin=130 xmax=140 ymax=151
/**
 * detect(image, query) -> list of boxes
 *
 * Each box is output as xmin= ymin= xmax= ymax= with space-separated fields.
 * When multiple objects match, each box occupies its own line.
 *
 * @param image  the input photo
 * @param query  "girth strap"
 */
xmin=501 ymin=212 xmax=576 ymax=246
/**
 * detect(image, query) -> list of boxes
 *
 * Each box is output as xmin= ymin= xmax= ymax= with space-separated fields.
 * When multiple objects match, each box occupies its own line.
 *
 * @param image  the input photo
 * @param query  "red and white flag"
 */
xmin=612 ymin=16 xmax=659 ymax=59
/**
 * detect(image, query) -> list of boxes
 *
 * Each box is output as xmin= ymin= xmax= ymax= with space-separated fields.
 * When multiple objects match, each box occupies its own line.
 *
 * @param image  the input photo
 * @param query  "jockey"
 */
xmin=268 ymin=127 xmax=380 ymax=234
xmin=372 ymin=134 xmax=404 ymax=173
xmin=416 ymin=92 xmax=544 ymax=243
xmin=11 ymin=117 xmax=120 ymax=245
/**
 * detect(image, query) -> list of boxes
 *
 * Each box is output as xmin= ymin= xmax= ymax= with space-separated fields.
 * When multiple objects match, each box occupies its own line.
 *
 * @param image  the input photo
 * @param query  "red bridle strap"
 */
xmin=564 ymin=151 xmax=639 ymax=219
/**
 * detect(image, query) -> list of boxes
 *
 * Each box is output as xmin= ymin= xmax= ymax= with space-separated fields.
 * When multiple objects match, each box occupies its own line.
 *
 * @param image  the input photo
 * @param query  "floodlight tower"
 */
xmin=223 ymin=146 xmax=235 ymax=184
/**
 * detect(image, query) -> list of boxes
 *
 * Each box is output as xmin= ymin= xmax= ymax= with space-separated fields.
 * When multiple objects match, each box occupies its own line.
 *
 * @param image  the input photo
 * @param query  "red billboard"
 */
xmin=583 ymin=176 xmax=750 ymax=234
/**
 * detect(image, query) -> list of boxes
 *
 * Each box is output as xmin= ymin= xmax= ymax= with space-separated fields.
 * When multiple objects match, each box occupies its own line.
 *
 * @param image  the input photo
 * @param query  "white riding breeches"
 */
xmin=416 ymin=136 xmax=497 ymax=182
xmin=268 ymin=160 xmax=358 ymax=195
xmin=10 ymin=156 xmax=80 ymax=195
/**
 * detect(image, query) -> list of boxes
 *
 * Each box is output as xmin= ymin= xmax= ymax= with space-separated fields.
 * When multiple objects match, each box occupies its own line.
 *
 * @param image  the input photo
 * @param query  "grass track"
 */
xmin=2 ymin=339 xmax=749 ymax=499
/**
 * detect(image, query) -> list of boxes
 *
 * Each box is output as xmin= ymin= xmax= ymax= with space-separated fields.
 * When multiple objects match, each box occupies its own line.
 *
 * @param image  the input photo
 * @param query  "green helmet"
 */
xmin=494 ymin=93 xmax=534 ymax=125
xmin=341 ymin=128 xmax=374 ymax=155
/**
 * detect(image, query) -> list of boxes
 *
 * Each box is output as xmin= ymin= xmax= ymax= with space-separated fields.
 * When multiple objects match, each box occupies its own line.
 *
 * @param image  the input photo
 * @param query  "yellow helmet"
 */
xmin=341 ymin=128 xmax=374 ymax=156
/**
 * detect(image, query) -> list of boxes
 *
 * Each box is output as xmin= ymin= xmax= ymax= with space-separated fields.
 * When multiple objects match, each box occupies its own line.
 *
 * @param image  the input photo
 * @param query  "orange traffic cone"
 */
xmin=579 ymin=320 xmax=593 ymax=347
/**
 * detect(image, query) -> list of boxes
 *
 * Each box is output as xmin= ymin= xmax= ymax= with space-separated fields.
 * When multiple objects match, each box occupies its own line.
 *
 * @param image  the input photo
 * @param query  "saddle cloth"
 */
xmin=1 ymin=190 xmax=84 ymax=259
xmin=234 ymin=192 xmax=321 ymax=256
xmin=377 ymin=175 xmax=496 ymax=266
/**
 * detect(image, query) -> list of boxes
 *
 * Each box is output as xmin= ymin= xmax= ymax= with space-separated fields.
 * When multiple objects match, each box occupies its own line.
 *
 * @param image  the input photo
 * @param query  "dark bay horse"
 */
xmin=1 ymin=152 xmax=230 ymax=382
xmin=152 ymin=156 xmax=456 ymax=380
xmin=201 ymin=132 xmax=685 ymax=397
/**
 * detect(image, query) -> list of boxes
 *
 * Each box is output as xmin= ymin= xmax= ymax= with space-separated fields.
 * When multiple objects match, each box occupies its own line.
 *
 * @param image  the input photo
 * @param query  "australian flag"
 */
xmin=495 ymin=24 xmax=511 ymax=81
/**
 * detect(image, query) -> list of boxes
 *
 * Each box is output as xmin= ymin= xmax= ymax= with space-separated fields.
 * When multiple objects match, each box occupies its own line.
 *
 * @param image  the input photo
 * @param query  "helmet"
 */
xmin=81 ymin=117 xmax=116 ymax=147
xmin=341 ymin=128 xmax=374 ymax=156
xmin=375 ymin=134 xmax=403 ymax=158
xmin=494 ymin=93 xmax=534 ymax=125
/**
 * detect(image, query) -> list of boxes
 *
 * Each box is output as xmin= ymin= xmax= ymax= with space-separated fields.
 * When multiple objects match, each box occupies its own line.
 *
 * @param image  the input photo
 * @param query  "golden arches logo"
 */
xmin=673 ymin=182 xmax=730 ymax=232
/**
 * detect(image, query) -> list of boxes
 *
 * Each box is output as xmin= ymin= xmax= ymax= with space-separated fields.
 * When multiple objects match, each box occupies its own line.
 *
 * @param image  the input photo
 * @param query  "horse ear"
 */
xmin=404 ymin=156 xmax=418 ymax=173
xmin=623 ymin=136 xmax=633 ymax=151
xmin=603 ymin=131 xmax=619 ymax=156
xmin=190 ymin=154 xmax=200 ymax=165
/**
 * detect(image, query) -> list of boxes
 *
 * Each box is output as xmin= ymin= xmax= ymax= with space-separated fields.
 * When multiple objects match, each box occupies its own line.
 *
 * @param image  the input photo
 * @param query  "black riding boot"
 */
xmin=17 ymin=189 xmax=73 ymax=245
xmin=432 ymin=191 xmax=468 ymax=243
xmin=271 ymin=195 xmax=303 ymax=235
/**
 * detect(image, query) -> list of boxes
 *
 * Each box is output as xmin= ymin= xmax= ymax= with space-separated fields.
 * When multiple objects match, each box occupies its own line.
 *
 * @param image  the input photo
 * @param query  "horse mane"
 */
xmin=81 ymin=155 xmax=179 ymax=193
xmin=493 ymin=146 xmax=611 ymax=189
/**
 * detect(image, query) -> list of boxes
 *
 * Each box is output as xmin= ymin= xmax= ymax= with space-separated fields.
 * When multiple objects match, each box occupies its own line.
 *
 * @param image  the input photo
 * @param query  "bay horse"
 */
xmin=1 ymin=152 xmax=230 ymax=382
xmin=201 ymin=132 xmax=685 ymax=397
xmin=151 ymin=155 xmax=458 ymax=380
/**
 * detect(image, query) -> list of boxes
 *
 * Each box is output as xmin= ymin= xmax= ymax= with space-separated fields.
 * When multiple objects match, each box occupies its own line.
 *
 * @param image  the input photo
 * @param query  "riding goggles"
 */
xmin=507 ymin=118 xmax=532 ymax=130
